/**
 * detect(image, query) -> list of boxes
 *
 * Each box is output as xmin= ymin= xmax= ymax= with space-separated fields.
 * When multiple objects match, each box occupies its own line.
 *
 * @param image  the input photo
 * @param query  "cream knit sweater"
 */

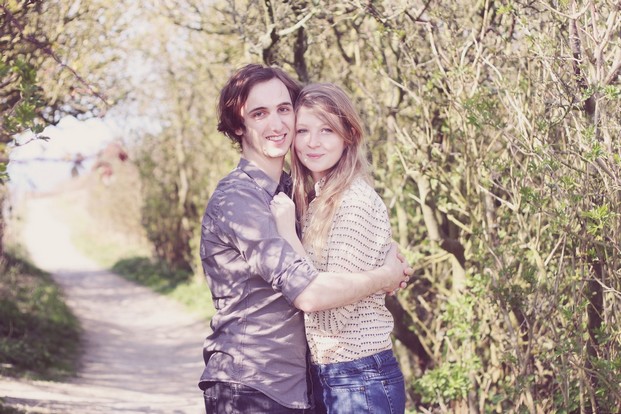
xmin=302 ymin=177 xmax=394 ymax=364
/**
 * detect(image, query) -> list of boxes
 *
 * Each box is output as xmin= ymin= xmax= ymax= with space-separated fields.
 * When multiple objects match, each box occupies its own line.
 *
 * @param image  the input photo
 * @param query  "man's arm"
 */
xmin=269 ymin=192 xmax=411 ymax=312
xmin=293 ymin=242 xmax=410 ymax=312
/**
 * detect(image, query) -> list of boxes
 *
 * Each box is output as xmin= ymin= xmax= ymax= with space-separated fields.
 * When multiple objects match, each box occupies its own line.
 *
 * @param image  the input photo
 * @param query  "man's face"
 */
xmin=238 ymin=78 xmax=295 ymax=166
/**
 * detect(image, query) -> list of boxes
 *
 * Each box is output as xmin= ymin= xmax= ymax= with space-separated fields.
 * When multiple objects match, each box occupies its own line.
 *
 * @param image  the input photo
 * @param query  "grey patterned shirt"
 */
xmin=198 ymin=158 xmax=319 ymax=409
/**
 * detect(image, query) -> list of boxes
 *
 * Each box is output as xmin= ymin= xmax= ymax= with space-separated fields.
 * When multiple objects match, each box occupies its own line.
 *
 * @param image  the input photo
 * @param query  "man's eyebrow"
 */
xmin=247 ymin=106 xmax=266 ymax=113
xmin=247 ymin=102 xmax=292 ymax=113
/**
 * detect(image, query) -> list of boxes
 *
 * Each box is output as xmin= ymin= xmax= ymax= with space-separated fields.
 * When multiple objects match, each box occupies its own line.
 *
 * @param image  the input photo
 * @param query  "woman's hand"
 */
xmin=383 ymin=242 xmax=412 ymax=294
xmin=270 ymin=192 xmax=298 ymax=240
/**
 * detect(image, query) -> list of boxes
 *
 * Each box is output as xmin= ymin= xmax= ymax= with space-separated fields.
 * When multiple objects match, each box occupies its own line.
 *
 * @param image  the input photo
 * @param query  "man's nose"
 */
xmin=268 ymin=112 xmax=285 ymax=130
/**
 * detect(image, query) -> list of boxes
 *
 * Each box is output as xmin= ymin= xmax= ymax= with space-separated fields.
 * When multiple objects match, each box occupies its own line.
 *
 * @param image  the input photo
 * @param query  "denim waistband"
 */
xmin=312 ymin=350 xmax=395 ymax=375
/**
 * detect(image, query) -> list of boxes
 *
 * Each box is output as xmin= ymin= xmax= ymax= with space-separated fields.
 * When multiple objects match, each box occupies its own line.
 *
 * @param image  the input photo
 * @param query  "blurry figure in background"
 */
xmin=270 ymin=83 xmax=406 ymax=414
xmin=199 ymin=65 xmax=411 ymax=413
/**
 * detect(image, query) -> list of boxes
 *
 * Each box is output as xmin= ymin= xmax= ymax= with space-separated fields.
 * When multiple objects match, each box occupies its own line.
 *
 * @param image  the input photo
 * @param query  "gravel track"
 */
xmin=0 ymin=195 xmax=209 ymax=414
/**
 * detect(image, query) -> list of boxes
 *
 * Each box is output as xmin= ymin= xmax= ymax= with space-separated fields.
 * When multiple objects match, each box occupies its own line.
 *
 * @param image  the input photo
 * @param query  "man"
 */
xmin=199 ymin=63 xmax=411 ymax=413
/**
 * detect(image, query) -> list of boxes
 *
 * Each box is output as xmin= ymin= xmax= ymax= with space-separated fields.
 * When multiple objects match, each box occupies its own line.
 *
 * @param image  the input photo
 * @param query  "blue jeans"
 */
xmin=203 ymin=382 xmax=313 ymax=414
xmin=310 ymin=350 xmax=406 ymax=414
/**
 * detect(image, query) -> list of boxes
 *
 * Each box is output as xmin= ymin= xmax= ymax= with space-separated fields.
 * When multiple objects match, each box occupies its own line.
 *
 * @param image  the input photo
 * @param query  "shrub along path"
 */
xmin=0 ymin=195 xmax=209 ymax=413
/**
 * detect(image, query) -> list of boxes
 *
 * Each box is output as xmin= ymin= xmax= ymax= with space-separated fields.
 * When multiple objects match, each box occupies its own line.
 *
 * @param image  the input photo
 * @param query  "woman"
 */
xmin=270 ymin=83 xmax=406 ymax=414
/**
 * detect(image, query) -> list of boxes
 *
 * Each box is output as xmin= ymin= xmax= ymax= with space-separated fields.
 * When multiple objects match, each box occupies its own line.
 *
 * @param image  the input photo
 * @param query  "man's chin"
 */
xmin=263 ymin=148 xmax=289 ymax=159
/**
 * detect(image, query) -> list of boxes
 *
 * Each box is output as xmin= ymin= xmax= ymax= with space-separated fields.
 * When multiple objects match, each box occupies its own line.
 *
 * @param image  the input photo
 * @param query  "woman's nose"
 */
xmin=306 ymin=132 xmax=320 ymax=148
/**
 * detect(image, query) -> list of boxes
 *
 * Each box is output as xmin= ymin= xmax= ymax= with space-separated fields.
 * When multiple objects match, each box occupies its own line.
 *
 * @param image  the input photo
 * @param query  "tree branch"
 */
xmin=568 ymin=14 xmax=596 ymax=117
xmin=1 ymin=4 xmax=109 ymax=110
xmin=385 ymin=295 xmax=432 ymax=370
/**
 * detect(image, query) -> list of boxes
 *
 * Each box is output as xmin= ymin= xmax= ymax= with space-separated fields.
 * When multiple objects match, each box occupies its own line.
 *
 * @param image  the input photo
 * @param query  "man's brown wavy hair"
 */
xmin=217 ymin=64 xmax=302 ymax=150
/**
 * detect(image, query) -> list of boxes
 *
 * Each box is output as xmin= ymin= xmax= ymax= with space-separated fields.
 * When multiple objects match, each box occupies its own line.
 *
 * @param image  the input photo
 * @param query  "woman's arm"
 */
xmin=270 ymin=190 xmax=410 ymax=313
xmin=293 ymin=245 xmax=408 ymax=312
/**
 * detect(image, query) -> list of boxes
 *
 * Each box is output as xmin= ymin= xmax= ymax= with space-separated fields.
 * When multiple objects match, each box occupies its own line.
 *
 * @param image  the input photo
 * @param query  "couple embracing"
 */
xmin=198 ymin=64 xmax=412 ymax=414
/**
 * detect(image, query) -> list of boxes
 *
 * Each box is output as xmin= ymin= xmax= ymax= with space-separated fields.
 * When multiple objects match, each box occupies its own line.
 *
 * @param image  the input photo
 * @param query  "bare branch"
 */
xmin=568 ymin=11 xmax=596 ymax=117
xmin=277 ymin=8 xmax=316 ymax=37
xmin=537 ymin=0 xmax=589 ymax=19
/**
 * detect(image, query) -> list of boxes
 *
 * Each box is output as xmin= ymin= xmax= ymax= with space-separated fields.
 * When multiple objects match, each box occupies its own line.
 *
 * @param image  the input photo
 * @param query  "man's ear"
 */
xmin=235 ymin=128 xmax=243 ymax=137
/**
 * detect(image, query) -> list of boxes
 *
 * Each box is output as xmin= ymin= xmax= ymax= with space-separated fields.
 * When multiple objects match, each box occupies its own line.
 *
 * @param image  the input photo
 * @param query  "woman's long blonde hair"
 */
xmin=291 ymin=83 xmax=371 ymax=256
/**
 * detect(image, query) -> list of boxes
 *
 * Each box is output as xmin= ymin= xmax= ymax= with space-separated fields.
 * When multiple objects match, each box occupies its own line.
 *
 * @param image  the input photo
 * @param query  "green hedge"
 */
xmin=0 ymin=253 xmax=81 ymax=380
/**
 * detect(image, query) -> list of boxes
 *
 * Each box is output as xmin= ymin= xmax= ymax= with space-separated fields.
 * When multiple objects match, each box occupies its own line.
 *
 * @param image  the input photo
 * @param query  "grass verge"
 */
xmin=0 ymin=249 xmax=81 ymax=381
xmin=111 ymin=257 xmax=215 ymax=320
xmin=50 ymin=188 xmax=215 ymax=321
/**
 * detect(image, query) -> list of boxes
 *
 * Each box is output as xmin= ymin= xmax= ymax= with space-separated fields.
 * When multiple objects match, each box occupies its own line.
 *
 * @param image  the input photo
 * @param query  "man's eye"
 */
xmin=252 ymin=111 xmax=265 ymax=118
xmin=279 ymin=106 xmax=291 ymax=113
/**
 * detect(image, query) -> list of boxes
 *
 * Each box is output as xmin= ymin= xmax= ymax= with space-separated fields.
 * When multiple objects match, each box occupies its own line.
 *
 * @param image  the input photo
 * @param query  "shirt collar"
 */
xmin=237 ymin=158 xmax=292 ymax=197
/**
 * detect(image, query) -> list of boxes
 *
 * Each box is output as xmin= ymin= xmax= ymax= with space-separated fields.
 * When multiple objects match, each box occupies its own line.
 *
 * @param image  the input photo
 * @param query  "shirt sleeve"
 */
xmin=212 ymin=183 xmax=319 ymax=305
xmin=307 ymin=184 xmax=393 ymax=333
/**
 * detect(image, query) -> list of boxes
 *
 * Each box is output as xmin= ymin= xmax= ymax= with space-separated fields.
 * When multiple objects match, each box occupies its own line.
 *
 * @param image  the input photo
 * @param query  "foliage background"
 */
xmin=2 ymin=0 xmax=621 ymax=413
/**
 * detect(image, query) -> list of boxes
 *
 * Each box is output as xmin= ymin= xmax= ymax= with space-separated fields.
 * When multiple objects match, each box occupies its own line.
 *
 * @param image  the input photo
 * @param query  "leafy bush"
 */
xmin=0 ymin=252 xmax=81 ymax=380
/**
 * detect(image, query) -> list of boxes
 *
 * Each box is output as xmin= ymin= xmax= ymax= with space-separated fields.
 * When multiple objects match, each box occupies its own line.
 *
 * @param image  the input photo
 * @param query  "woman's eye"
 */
xmin=321 ymin=128 xmax=333 ymax=134
xmin=296 ymin=129 xmax=308 ymax=134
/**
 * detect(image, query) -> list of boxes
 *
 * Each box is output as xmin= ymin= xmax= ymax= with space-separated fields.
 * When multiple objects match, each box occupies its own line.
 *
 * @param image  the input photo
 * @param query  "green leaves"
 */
xmin=414 ymin=359 xmax=480 ymax=404
xmin=463 ymin=92 xmax=504 ymax=130
xmin=582 ymin=204 xmax=615 ymax=240
xmin=1 ymin=58 xmax=45 ymax=138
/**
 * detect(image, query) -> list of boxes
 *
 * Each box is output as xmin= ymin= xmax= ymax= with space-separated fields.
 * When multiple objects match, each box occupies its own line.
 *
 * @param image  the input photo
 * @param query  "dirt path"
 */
xmin=0 ymin=196 xmax=209 ymax=413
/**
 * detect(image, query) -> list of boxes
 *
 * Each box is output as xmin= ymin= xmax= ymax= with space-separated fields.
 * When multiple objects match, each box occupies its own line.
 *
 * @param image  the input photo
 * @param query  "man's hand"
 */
xmin=382 ymin=242 xmax=412 ymax=294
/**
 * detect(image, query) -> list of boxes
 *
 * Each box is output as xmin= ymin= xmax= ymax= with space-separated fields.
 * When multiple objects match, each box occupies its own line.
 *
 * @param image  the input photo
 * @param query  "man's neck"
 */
xmin=241 ymin=155 xmax=283 ymax=183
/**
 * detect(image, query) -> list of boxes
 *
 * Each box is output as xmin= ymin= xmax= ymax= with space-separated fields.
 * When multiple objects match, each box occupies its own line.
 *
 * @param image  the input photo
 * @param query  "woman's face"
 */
xmin=294 ymin=106 xmax=346 ymax=182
